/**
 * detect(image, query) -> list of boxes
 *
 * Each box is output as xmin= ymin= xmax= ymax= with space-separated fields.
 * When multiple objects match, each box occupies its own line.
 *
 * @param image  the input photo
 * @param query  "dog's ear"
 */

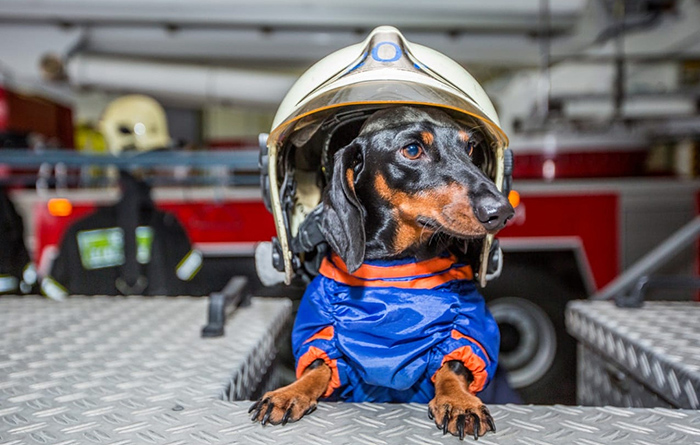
xmin=321 ymin=140 xmax=366 ymax=272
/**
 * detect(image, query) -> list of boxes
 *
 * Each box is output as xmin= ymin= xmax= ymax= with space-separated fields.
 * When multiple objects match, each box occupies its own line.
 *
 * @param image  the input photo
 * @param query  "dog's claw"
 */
xmin=471 ymin=413 xmax=480 ymax=440
xmin=261 ymin=403 xmax=274 ymax=425
xmin=429 ymin=396 xmax=496 ymax=440
xmin=304 ymin=404 xmax=317 ymax=416
xmin=486 ymin=415 xmax=495 ymax=433
xmin=251 ymin=397 xmax=270 ymax=421
xmin=482 ymin=406 xmax=495 ymax=433
xmin=248 ymin=398 xmax=270 ymax=422
xmin=282 ymin=404 xmax=293 ymax=426
xmin=248 ymin=400 xmax=260 ymax=414
xmin=456 ymin=414 xmax=465 ymax=440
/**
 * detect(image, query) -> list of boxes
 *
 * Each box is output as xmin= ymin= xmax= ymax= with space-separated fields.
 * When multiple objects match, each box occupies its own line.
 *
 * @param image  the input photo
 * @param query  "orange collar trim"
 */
xmin=319 ymin=254 xmax=473 ymax=290
xmin=327 ymin=253 xmax=461 ymax=280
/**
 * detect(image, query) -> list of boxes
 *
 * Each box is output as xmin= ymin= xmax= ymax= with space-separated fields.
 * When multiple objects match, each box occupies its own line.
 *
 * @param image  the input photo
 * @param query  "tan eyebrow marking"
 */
xmin=421 ymin=131 xmax=434 ymax=146
xmin=346 ymin=168 xmax=355 ymax=192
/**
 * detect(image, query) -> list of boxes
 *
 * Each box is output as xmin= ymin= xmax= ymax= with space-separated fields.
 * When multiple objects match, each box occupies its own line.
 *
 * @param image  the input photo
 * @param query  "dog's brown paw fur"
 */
xmin=428 ymin=392 xmax=495 ymax=440
xmin=249 ymin=385 xmax=318 ymax=425
xmin=429 ymin=361 xmax=496 ymax=440
xmin=249 ymin=360 xmax=331 ymax=426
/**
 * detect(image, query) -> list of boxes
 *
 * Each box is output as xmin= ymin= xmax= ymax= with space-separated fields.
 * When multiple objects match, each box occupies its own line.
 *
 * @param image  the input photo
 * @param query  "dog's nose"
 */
xmin=474 ymin=195 xmax=514 ymax=231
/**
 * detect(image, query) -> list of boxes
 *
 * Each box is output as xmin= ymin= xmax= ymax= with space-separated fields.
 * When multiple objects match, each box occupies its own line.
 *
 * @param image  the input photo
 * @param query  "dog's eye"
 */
xmin=401 ymin=143 xmax=423 ymax=160
xmin=467 ymin=140 xmax=476 ymax=157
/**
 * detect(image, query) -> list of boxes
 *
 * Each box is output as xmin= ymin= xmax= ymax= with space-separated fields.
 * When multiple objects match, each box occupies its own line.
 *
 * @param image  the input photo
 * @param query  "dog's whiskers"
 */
xmin=422 ymin=221 xmax=456 ymax=252
xmin=418 ymin=224 xmax=431 ymax=244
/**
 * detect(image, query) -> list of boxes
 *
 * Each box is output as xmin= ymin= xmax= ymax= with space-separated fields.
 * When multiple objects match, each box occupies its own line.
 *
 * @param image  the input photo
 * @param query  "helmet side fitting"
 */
xmin=264 ymin=26 xmax=511 ymax=285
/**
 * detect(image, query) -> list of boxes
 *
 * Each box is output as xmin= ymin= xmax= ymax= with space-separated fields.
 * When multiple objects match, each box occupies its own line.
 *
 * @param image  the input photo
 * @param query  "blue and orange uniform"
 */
xmin=293 ymin=253 xmax=500 ymax=403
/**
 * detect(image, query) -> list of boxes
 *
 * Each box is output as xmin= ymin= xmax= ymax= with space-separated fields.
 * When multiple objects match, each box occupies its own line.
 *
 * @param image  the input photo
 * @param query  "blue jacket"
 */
xmin=292 ymin=253 xmax=499 ymax=403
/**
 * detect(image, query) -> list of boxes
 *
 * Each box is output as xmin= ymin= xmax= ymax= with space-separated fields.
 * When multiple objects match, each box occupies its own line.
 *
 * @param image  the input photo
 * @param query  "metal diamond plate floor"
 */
xmin=2 ymin=297 xmax=700 ymax=444
xmin=3 ymin=400 xmax=700 ymax=445
xmin=567 ymin=300 xmax=700 ymax=409
xmin=0 ymin=296 xmax=291 ymax=405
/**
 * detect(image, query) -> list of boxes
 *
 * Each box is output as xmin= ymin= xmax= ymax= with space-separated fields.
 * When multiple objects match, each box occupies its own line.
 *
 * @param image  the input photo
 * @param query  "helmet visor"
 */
xmin=273 ymin=78 xmax=506 ymax=137
xmin=270 ymin=81 xmax=506 ymax=184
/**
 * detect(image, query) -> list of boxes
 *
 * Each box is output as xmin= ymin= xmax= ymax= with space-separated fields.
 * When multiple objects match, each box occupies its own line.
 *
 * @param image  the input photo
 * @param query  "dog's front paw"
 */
xmin=249 ymin=386 xmax=318 ymax=426
xmin=428 ymin=393 xmax=495 ymax=440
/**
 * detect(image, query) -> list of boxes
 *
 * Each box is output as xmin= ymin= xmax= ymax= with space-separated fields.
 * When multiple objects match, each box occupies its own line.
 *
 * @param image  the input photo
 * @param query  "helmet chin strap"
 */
xmin=478 ymin=146 xmax=512 ymax=288
xmin=478 ymin=235 xmax=494 ymax=288
xmin=266 ymin=142 xmax=295 ymax=284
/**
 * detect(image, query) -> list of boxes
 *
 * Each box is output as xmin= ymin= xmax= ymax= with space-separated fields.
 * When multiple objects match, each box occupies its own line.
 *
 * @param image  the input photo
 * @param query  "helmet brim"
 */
xmin=269 ymin=79 xmax=508 ymax=156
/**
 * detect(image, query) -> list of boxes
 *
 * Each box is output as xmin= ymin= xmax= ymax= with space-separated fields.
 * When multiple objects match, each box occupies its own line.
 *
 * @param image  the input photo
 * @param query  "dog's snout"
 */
xmin=474 ymin=195 xmax=514 ymax=231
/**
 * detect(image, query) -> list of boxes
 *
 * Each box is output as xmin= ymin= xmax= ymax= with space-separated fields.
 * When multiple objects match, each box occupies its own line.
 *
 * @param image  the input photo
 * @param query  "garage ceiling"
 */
xmin=0 ymin=0 xmax=698 ymax=115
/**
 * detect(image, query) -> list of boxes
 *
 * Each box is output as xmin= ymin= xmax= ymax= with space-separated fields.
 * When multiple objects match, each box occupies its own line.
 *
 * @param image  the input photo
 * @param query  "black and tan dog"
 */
xmin=251 ymin=106 xmax=513 ymax=440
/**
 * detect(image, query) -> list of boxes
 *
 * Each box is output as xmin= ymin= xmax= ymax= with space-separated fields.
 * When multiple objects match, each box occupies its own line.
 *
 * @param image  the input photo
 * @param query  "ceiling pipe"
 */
xmin=66 ymin=54 xmax=297 ymax=107
xmin=0 ymin=1 xmax=585 ymax=33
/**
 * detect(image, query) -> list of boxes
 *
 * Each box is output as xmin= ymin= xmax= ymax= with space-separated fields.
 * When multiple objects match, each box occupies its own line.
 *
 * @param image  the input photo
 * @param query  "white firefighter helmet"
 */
xmin=263 ymin=25 xmax=510 ymax=286
xmin=99 ymin=95 xmax=171 ymax=155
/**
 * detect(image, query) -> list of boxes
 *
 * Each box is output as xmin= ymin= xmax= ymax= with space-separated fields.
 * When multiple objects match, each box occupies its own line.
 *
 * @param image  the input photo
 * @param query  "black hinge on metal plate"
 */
xmin=201 ymin=276 xmax=251 ymax=338
xmin=616 ymin=275 xmax=700 ymax=308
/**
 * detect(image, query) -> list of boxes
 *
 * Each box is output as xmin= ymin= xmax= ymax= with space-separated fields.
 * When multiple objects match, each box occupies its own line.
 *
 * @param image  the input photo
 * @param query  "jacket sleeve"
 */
xmin=160 ymin=212 xmax=206 ymax=295
xmin=42 ymin=227 xmax=77 ymax=301
xmin=431 ymin=286 xmax=500 ymax=394
xmin=291 ymin=276 xmax=343 ymax=397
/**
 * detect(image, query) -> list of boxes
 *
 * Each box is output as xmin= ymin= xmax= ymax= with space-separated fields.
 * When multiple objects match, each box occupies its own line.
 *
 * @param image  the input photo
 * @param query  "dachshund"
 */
xmin=251 ymin=106 xmax=514 ymax=440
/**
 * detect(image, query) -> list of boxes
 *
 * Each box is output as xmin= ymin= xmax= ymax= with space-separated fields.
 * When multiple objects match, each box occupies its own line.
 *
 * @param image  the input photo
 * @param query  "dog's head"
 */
xmin=321 ymin=106 xmax=514 ymax=272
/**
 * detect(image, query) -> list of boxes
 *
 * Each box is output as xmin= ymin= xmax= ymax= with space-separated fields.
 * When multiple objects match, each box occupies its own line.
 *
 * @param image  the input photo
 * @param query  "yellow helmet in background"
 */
xmin=99 ymin=95 xmax=171 ymax=155
xmin=263 ymin=25 xmax=511 ymax=286
xmin=74 ymin=122 xmax=107 ymax=153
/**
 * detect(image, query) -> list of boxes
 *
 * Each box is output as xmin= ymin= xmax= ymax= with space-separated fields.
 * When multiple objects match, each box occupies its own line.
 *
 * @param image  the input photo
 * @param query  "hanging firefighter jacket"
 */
xmin=43 ymin=172 xmax=205 ymax=299
xmin=0 ymin=187 xmax=36 ymax=295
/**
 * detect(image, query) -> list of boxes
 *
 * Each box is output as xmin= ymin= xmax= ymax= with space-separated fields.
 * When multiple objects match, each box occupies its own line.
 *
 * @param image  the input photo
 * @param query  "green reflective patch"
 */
xmin=77 ymin=228 xmax=125 ymax=270
xmin=136 ymin=226 xmax=154 ymax=264
xmin=76 ymin=226 xmax=154 ymax=270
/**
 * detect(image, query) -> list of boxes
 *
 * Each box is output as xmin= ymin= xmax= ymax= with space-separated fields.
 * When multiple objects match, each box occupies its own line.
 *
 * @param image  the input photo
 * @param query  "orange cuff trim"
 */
xmin=304 ymin=326 xmax=335 ymax=344
xmin=296 ymin=346 xmax=341 ymax=398
xmin=433 ymin=346 xmax=489 ymax=394
xmin=450 ymin=330 xmax=490 ymax=364
xmin=320 ymin=257 xmax=473 ymax=290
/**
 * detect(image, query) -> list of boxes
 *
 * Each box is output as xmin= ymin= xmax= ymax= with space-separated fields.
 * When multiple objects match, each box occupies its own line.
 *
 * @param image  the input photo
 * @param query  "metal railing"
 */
xmin=0 ymin=148 xmax=261 ymax=187
xmin=0 ymin=148 xmax=259 ymax=168
xmin=592 ymin=215 xmax=700 ymax=306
